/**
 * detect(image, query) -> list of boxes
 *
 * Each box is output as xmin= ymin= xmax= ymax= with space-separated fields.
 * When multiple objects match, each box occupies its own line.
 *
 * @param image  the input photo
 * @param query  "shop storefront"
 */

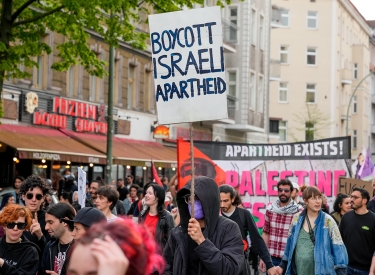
xmin=0 ymin=90 xmax=177 ymax=187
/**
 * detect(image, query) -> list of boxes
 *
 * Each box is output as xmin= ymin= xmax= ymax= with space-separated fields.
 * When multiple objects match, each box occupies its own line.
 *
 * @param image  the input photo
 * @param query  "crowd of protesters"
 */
xmin=2 ymin=171 xmax=375 ymax=275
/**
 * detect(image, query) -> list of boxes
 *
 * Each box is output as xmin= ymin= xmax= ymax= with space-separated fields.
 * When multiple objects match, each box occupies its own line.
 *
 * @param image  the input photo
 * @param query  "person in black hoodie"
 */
xmin=0 ymin=204 xmax=39 ymax=275
xmin=20 ymin=175 xmax=51 ymax=254
xmin=163 ymin=176 xmax=244 ymax=275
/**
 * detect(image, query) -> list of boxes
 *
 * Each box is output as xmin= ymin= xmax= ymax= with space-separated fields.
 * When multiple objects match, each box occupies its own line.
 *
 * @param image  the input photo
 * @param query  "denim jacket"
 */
xmin=280 ymin=209 xmax=348 ymax=275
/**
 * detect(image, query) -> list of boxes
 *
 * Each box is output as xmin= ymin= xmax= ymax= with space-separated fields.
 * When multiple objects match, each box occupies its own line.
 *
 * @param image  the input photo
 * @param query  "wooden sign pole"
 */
xmin=189 ymin=122 xmax=195 ymax=218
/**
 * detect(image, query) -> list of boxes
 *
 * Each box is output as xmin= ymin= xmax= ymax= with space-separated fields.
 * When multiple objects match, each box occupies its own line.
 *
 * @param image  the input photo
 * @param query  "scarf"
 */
xmin=268 ymin=199 xmax=301 ymax=215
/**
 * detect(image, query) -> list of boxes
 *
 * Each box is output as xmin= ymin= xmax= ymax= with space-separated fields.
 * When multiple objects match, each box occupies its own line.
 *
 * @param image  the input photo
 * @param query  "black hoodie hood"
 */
xmin=0 ymin=235 xmax=40 ymax=265
xmin=176 ymin=176 xmax=220 ymax=239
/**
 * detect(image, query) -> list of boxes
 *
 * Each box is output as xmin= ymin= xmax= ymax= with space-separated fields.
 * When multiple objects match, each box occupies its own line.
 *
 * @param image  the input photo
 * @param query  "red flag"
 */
xmin=152 ymin=160 xmax=163 ymax=186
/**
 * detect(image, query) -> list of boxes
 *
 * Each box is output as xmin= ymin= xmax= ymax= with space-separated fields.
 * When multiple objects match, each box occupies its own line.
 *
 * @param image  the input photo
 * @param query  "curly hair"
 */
xmin=73 ymin=218 xmax=165 ymax=275
xmin=20 ymin=174 xmax=50 ymax=195
xmin=0 ymin=204 xmax=33 ymax=230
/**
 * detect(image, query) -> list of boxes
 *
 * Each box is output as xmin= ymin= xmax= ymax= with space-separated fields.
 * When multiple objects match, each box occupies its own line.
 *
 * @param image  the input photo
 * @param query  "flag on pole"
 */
xmin=151 ymin=160 xmax=163 ymax=186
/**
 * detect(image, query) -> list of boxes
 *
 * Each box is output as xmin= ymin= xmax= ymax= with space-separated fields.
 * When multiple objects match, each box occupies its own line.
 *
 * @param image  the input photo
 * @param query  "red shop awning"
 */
xmin=0 ymin=124 xmax=107 ymax=164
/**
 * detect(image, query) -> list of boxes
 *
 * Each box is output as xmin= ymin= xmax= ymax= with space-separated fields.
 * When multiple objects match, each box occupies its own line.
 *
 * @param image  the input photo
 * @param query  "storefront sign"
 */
xmin=88 ymin=157 xmax=100 ymax=164
xmin=32 ymin=152 xmax=61 ymax=160
xmin=177 ymin=127 xmax=211 ymax=141
xmin=153 ymin=125 xmax=169 ymax=139
xmin=33 ymin=96 xmax=108 ymax=134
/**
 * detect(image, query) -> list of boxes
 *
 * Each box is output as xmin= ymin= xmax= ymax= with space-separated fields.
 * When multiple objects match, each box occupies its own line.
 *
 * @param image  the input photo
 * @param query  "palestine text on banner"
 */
xmin=148 ymin=6 xmax=228 ymax=124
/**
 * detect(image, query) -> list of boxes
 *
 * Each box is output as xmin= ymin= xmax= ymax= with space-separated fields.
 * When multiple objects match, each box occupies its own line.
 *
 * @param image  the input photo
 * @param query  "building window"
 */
xmin=257 ymin=75 xmax=264 ymax=112
xmin=251 ymin=9 xmax=257 ymax=45
xmin=249 ymin=72 xmax=256 ymax=110
xmin=306 ymin=84 xmax=316 ymax=103
xmin=280 ymin=45 xmax=289 ymax=64
xmin=353 ymin=130 xmax=357 ymax=149
xmin=269 ymin=120 xmax=279 ymax=134
xmin=353 ymin=63 xmax=358 ymax=79
xmin=353 ymin=96 xmax=357 ymax=114
xmin=307 ymin=11 xmax=318 ymax=29
xmin=227 ymin=71 xmax=237 ymax=120
xmin=307 ymin=47 xmax=317 ymax=65
xmin=259 ymin=15 xmax=265 ymax=50
xmin=281 ymin=10 xmax=289 ymax=27
xmin=229 ymin=7 xmax=238 ymax=42
xmin=279 ymin=82 xmax=288 ymax=102
xmin=144 ymin=66 xmax=155 ymax=113
xmin=128 ymin=65 xmax=135 ymax=109
xmin=279 ymin=121 xmax=287 ymax=141
xmin=67 ymin=66 xmax=74 ymax=97
xmin=36 ymin=55 xmax=43 ymax=88
xmin=90 ymin=74 xmax=97 ymax=102
xmin=305 ymin=121 xmax=314 ymax=141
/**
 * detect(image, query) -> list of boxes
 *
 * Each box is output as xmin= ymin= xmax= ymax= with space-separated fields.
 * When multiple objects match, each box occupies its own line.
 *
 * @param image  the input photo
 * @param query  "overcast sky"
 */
xmin=350 ymin=0 xmax=375 ymax=20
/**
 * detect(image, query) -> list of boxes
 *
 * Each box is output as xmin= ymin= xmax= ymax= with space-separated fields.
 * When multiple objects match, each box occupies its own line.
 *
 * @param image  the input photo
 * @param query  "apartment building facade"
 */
xmin=368 ymin=21 xmax=375 ymax=162
xmin=269 ymin=0 xmax=372 ymax=160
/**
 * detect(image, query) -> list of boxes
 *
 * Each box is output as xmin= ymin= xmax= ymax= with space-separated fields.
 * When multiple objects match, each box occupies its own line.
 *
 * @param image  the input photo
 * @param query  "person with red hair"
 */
xmin=67 ymin=218 xmax=165 ymax=275
xmin=0 ymin=204 xmax=40 ymax=274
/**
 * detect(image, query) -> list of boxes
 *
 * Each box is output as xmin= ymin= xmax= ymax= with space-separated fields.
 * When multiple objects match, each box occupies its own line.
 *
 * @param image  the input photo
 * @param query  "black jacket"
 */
xmin=39 ymin=239 xmax=73 ymax=275
xmin=163 ymin=176 xmax=244 ymax=275
xmin=0 ymin=235 xmax=40 ymax=275
xmin=140 ymin=208 xmax=174 ymax=252
xmin=223 ymin=207 xmax=274 ymax=272
xmin=23 ymin=209 xmax=50 ymax=255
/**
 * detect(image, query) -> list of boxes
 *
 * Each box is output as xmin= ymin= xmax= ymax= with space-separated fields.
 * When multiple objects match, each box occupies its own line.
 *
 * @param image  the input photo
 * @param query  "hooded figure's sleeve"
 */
xmin=0 ymin=246 xmax=39 ymax=275
xmin=194 ymin=219 xmax=245 ymax=275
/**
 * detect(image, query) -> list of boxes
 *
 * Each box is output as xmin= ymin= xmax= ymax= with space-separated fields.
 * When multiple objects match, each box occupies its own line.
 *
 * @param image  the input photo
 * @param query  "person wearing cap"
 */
xmin=65 ymin=207 xmax=107 ymax=240
xmin=291 ymin=182 xmax=305 ymax=207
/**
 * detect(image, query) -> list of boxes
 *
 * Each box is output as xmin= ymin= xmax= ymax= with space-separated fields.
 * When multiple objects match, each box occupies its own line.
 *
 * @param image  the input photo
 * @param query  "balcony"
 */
xmin=341 ymin=69 xmax=352 ymax=85
xmin=269 ymin=59 xmax=281 ymax=81
xmin=222 ymin=18 xmax=238 ymax=53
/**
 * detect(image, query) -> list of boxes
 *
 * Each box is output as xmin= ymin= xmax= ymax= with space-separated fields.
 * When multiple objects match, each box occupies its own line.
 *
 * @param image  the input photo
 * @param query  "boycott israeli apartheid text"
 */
xmin=149 ymin=7 xmax=228 ymax=124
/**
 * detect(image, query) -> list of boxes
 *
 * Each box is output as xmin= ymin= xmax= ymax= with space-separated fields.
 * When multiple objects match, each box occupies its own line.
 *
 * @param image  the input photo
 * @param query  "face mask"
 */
xmin=188 ymin=200 xmax=204 ymax=220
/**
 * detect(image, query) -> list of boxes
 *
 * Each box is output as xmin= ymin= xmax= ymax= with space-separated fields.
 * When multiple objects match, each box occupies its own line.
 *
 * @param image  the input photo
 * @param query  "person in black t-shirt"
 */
xmin=340 ymin=187 xmax=375 ymax=275
xmin=219 ymin=185 xmax=277 ymax=275
xmin=117 ymin=178 xmax=129 ymax=201
xmin=40 ymin=202 xmax=76 ymax=275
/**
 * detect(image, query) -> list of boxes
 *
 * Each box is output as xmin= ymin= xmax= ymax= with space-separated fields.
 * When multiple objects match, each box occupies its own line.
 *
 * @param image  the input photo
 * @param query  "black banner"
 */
xmin=193 ymin=136 xmax=351 ymax=160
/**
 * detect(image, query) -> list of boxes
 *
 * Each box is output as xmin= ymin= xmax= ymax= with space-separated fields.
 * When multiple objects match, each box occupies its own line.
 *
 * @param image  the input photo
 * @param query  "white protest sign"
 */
xmin=149 ymin=6 xmax=228 ymax=125
xmin=77 ymin=167 xmax=86 ymax=208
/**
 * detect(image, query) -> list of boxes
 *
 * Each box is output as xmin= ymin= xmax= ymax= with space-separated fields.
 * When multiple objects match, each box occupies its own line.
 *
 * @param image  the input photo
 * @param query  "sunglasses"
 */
xmin=278 ymin=188 xmax=291 ymax=193
xmin=6 ymin=222 xmax=26 ymax=230
xmin=26 ymin=193 xmax=43 ymax=200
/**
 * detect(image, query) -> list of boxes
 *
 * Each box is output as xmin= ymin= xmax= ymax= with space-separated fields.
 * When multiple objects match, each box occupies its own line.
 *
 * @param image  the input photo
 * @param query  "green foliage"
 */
xmin=0 ymin=0 xmax=233 ymax=82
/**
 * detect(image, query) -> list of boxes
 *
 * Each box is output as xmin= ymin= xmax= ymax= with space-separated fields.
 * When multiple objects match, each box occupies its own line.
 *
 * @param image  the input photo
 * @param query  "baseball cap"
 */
xmin=292 ymin=182 xmax=299 ymax=191
xmin=63 ymin=207 xmax=106 ymax=231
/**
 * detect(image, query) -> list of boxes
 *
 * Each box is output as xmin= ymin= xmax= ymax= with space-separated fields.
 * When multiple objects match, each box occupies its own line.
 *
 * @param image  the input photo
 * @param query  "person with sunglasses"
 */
xmin=277 ymin=186 xmax=348 ymax=275
xmin=0 ymin=204 xmax=40 ymax=275
xmin=20 ymin=175 xmax=51 ymax=253
xmin=259 ymin=179 xmax=303 ymax=273
xmin=340 ymin=187 xmax=375 ymax=275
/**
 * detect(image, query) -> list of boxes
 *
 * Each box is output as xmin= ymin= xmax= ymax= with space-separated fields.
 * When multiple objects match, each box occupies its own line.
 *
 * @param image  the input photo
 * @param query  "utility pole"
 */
xmin=106 ymin=41 xmax=115 ymax=185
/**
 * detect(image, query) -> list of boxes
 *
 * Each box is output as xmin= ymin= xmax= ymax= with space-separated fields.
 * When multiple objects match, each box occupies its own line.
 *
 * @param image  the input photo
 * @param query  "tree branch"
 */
xmin=137 ymin=0 xmax=146 ymax=7
xmin=13 ymin=5 xmax=64 ymax=27
xmin=11 ymin=0 xmax=38 ymax=23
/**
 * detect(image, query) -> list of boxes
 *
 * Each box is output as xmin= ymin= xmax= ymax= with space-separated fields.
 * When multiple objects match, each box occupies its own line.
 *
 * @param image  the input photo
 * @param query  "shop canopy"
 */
xmin=59 ymin=129 xmax=177 ymax=168
xmin=0 ymin=124 xmax=107 ymax=164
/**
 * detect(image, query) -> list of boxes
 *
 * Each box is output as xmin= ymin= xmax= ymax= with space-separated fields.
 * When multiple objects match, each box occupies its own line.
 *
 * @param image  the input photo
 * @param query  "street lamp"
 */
xmin=346 ymin=71 xmax=375 ymax=136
